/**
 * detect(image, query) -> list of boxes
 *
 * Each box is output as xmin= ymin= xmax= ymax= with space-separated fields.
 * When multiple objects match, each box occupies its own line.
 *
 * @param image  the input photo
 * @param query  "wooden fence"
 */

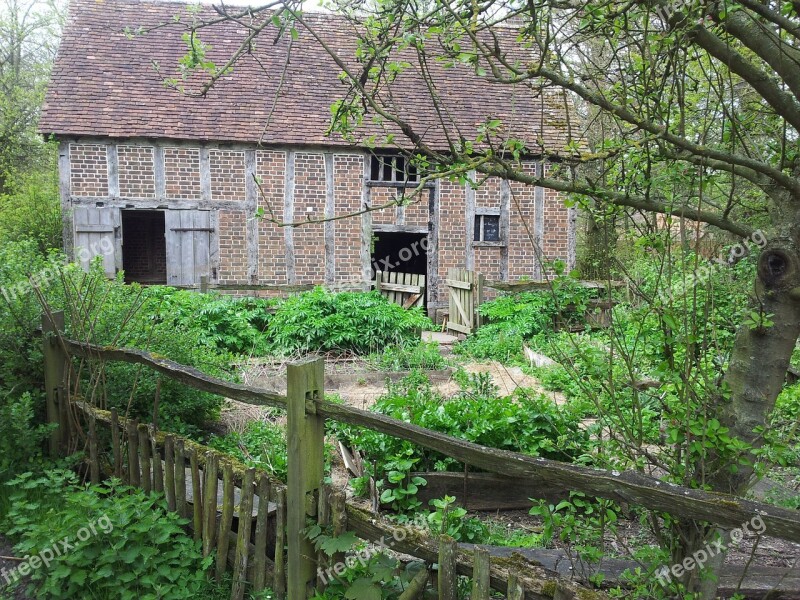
xmin=41 ymin=311 xmax=800 ymax=600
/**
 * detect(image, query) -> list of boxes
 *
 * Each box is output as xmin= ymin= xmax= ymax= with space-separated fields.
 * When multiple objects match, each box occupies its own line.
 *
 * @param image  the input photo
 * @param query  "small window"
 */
xmin=474 ymin=214 xmax=501 ymax=242
xmin=370 ymin=154 xmax=419 ymax=183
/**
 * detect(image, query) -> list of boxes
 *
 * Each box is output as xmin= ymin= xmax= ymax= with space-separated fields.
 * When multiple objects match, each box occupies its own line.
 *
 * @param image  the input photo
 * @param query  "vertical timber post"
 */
xmin=42 ymin=311 xmax=66 ymax=457
xmin=286 ymin=358 xmax=324 ymax=600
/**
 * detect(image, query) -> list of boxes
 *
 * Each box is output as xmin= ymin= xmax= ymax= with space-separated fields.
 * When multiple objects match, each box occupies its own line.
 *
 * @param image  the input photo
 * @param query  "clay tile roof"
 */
xmin=40 ymin=0 xmax=579 ymax=153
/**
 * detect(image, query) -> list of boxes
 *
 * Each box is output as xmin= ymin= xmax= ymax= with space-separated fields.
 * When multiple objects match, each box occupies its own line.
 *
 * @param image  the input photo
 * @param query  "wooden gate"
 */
xmin=446 ymin=268 xmax=485 ymax=334
xmin=374 ymin=271 xmax=425 ymax=309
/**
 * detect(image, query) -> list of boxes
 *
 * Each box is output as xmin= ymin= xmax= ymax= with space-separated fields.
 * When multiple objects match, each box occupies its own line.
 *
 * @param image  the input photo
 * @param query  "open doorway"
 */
xmin=371 ymin=231 xmax=428 ymax=277
xmin=121 ymin=210 xmax=167 ymax=284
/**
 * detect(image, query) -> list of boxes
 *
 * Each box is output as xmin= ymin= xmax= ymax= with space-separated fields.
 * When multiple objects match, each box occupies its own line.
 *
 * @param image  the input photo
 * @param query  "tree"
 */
xmin=165 ymin=0 xmax=799 ymax=594
xmin=310 ymin=1 xmax=800 ymax=594
xmin=0 ymin=0 xmax=62 ymax=193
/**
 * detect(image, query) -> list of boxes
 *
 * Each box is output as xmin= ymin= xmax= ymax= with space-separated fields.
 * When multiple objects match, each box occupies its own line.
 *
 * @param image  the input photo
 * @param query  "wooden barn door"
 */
xmin=164 ymin=210 xmax=212 ymax=286
xmin=73 ymin=206 xmax=122 ymax=277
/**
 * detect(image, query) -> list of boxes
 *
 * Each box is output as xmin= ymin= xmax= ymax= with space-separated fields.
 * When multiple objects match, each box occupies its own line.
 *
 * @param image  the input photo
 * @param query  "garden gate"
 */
xmin=445 ymin=268 xmax=485 ymax=334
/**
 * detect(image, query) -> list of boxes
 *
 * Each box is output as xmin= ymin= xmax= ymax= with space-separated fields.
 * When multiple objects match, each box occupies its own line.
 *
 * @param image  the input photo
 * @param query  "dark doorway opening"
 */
xmin=371 ymin=231 xmax=428 ymax=277
xmin=121 ymin=210 xmax=167 ymax=284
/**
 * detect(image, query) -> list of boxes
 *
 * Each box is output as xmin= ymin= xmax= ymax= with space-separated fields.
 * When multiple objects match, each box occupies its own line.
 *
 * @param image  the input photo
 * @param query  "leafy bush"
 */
xmin=4 ymin=469 xmax=215 ymax=599
xmin=263 ymin=288 xmax=432 ymax=355
xmin=148 ymin=288 xmax=275 ymax=356
xmin=209 ymin=419 xmax=289 ymax=481
xmin=456 ymin=278 xmax=593 ymax=362
xmin=334 ymin=371 xmax=590 ymax=513
xmin=0 ymin=149 xmax=62 ymax=254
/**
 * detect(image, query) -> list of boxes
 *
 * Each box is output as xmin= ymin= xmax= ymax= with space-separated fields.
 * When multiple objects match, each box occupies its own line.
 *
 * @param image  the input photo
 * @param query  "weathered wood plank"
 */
xmin=216 ymin=462 xmax=235 ymax=582
xmin=344 ymin=503 xmax=603 ymax=600
xmin=149 ymin=424 xmax=163 ymax=493
xmin=127 ymin=420 xmax=140 ymax=487
xmin=42 ymin=312 xmax=66 ymax=457
xmin=190 ymin=447 xmax=203 ymax=541
xmin=231 ymin=468 xmax=256 ymax=600
xmin=164 ymin=435 xmax=176 ymax=512
xmin=471 ymin=547 xmax=490 ymax=600
xmin=314 ymin=401 xmax=800 ymax=543
xmin=111 ymin=408 xmax=121 ymax=477
xmin=139 ymin=425 xmax=151 ymax=494
xmin=438 ymin=535 xmax=458 ymax=600
xmin=286 ymin=359 xmax=325 ymax=598
xmin=63 ymin=340 xmax=287 ymax=409
xmin=203 ymin=452 xmax=219 ymax=557
xmin=252 ymin=474 xmax=271 ymax=593
xmin=374 ymin=282 xmax=424 ymax=294
xmin=274 ymin=487 xmax=287 ymax=599
xmin=175 ymin=438 xmax=187 ymax=517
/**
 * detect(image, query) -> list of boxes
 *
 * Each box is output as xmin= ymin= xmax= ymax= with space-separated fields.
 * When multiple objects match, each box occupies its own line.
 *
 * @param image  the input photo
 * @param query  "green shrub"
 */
xmin=334 ymin=371 xmax=590 ymax=513
xmin=0 ymin=151 xmax=62 ymax=254
xmin=4 ymin=469 xmax=215 ymax=599
xmin=263 ymin=288 xmax=432 ymax=355
xmin=456 ymin=278 xmax=593 ymax=362
xmin=209 ymin=419 xmax=289 ymax=481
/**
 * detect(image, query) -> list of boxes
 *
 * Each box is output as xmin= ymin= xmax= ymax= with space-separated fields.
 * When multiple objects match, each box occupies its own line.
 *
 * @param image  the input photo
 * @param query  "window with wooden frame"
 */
xmin=369 ymin=154 xmax=419 ymax=183
xmin=474 ymin=211 xmax=502 ymax=242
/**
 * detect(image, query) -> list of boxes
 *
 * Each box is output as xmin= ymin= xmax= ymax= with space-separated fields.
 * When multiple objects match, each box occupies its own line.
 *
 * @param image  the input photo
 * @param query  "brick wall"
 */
xmin=256 ymin=150 xmax=287 ymax=284
xmin=65 ymin=143 xmax=573 ymax=290
xmin=370 ymin=187 xmax=397 ymax=225
xmin=333 ymin=154 xmax=363 ymax=282
xmin=437 ymin=178 xmax=467 ymax=298
xmin=218 ymin=210 xmax=248 ymax=283
xmin=293 ymin=153 xmax=326 ymax=283
xmin=210 ymin=149 xmax=246 ymax=201
xmin=69 ymin=144 xmax=108 ymax=197
xmin=404 ymin=192 xmax=428 ymax=227
xmin=508 ymin=162 xmax=538 ymax=279
xmin=164 ymin=147 xmax=201 ymax=199
xmin=118 ymin=146 xmax=155 ymax=198
xmin=542 ymin=162 xmax=569 ymax=265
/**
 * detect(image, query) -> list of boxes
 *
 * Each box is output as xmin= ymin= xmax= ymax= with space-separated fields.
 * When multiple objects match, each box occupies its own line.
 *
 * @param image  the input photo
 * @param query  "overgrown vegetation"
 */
xmin=3 ymin=469 xmax=223 ymax=599
xmin=334 ymin=369 xmax=590 ymax=515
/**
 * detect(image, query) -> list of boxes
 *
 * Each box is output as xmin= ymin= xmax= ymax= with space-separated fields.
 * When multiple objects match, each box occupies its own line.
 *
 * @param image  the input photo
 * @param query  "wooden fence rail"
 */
xmin=56 ymin=335 xmax=800 ymax=543
xmin=41 ymin=311 xmax=800 ymax=600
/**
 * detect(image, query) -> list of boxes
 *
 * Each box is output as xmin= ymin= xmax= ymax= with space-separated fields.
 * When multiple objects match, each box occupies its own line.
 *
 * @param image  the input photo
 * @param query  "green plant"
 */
xmin=263 ymin=288 xmax=433 ymax=355
xmin=4 ymin=470 xmax=215 ymax=599
xmin=0 ymin=391 xmax=53 ymax=518
xmin=455 ymin=276 xmax=594 ymax=362
xmin=529 ymin=492 xmax=620 ymax=567
xmin=306 ymin=526 xmax=418 ymax=599
xmin=426 ymin=495 xmax=487 ymax=542
xmin=209 ymin=419 xmax=289 ymax=481
xmin=334 ymin=371 xmax=589 ymax=517
xmin=370 ymin=341 xmax=447 ymax=371
xmin=376 ymin=451 xmax=427 ymax=513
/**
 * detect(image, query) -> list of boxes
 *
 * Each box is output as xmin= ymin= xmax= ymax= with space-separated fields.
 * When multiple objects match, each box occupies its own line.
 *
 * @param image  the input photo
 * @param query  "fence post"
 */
xmin=438 ymin=535 xmax=458 ymax=600
xmin=471 ymin=546 xmax=490 ymax=600
xmin=42 ymin=311 xmax=67 ymax=457
xmin=286 ymin=358 xmax=324 ymax=600
xmin=200 ymin=275 xmax=209 ymax=294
